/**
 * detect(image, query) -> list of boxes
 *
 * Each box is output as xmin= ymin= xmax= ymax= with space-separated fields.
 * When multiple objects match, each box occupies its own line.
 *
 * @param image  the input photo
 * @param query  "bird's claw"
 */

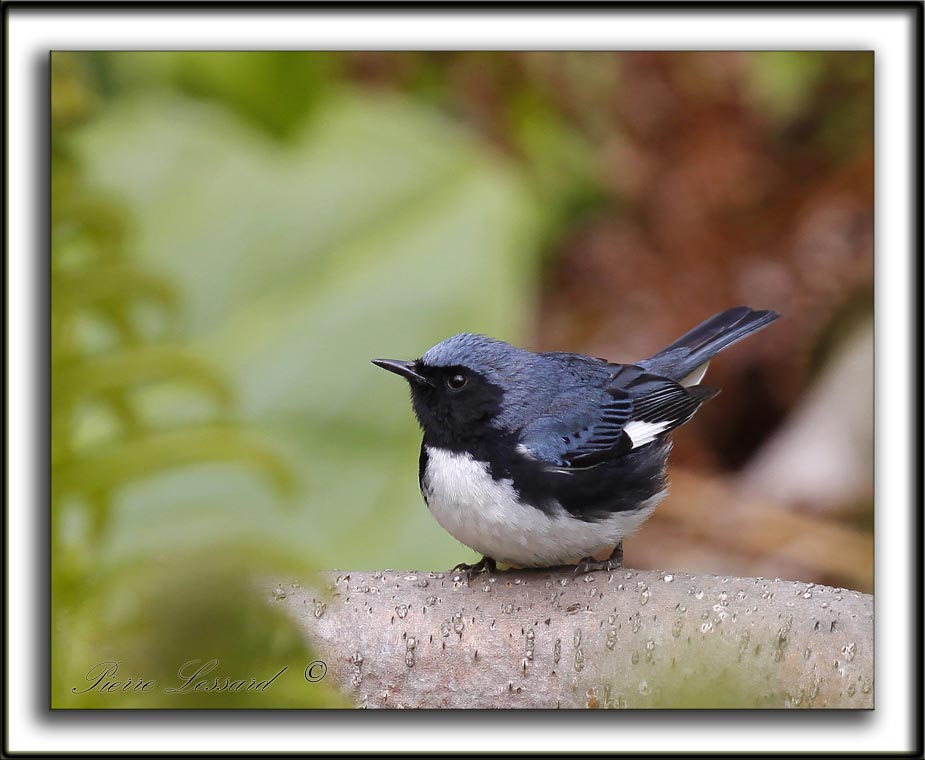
xmin=574 ymin=542 xmax=624 ymax=575
xmin=452 ymin=556 xmax=497 ymax=579
xmin=574 ymin=557 xmax=614 ymax=574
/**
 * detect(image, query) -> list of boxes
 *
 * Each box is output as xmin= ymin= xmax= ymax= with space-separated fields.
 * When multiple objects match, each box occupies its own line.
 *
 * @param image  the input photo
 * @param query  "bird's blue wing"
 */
xmin=518 ymin=387 xmax=635 ymax=469
xmin=519 ymin=364 xmax=716 ymax=470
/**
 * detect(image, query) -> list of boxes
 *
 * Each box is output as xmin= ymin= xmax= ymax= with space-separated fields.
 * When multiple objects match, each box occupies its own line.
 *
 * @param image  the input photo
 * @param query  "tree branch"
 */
xmin=269 ymin=568 xmax=872 ymax=708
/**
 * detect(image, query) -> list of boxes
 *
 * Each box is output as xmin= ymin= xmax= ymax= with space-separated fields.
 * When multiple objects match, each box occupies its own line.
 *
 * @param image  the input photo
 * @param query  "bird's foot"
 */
xmin=574 ymin=542 xmax=623 ymax=575
xmin=452 ymin=556 xmax=497 ymax=579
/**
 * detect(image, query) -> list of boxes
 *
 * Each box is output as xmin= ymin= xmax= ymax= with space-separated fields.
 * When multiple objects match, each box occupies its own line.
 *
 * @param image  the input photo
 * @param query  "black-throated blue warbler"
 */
xmin=373 ymin=306 xmax=778 ymax=575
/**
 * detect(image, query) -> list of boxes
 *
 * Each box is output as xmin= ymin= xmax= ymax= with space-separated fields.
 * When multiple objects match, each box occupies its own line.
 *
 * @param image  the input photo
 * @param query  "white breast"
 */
xmin=421 ymin=446 xmax=664 ymax=568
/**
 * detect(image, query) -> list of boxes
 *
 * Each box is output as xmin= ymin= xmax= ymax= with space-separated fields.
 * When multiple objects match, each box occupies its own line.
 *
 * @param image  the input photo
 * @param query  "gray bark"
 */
xmin=269 ymin=568 xmax=872 ymax=709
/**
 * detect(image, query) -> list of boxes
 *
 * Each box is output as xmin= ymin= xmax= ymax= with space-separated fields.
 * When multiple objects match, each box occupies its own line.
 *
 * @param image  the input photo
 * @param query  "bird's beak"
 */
xmin=371 ymin=358 xmax=434 ymax=387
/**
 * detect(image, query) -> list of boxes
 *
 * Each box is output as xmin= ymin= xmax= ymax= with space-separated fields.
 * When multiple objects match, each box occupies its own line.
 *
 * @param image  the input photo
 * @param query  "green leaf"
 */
xmin=99 ymin=52 xmax=342 ymax=139
xmin=53 ymin=425 xmax=296 ymax=500
xmin=53 ymin=345 xmax=233 ymax=412
xmin=74 ymin=88 xmax=541 ymax=570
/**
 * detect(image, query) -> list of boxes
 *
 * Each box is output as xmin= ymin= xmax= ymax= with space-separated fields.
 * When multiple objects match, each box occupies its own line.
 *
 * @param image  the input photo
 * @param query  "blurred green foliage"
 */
xmin=95 ymin=51 xmax=344 ymax=139
xmin=745 ymin=51 xmax=873 ymax=158
xmin=745 ymin=52 xmax=828 ymax=123
xmin=69 ymin=53 xmax=540 ymax=573
xmin=57 ymin=554 xmax=346 ymax=708
xmin=53 ymin=51 xmax=540 ymax=707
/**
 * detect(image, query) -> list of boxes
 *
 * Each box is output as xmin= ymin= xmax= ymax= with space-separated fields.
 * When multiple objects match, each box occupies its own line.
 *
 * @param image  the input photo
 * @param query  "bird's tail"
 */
xmin=640 ymin=307 xmax=779 ymax=383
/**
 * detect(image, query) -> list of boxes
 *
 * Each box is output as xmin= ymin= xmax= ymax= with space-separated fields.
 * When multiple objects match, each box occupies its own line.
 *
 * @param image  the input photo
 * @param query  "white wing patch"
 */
xmin=680 ymin=360 xmax=711 ymax=387
xmin=624 ymin=419 xmax=671 ymax=448
xmin=515 ymin=443 xmax=536 ymax=460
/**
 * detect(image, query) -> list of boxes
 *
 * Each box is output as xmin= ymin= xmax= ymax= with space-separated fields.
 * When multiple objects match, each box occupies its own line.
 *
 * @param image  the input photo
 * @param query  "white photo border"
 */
xmin=6 ymin=4 xmax=920 ymax=756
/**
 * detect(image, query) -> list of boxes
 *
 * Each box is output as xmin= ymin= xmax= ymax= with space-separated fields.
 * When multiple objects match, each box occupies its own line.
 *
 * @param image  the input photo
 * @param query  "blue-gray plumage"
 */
xmin=373 ymin=306 xmax=779 ymax=574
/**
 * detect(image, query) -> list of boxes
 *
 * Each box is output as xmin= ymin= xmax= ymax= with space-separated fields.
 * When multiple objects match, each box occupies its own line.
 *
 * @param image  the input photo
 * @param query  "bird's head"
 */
xmin=372 ymin=333 xmax=539 ymax=445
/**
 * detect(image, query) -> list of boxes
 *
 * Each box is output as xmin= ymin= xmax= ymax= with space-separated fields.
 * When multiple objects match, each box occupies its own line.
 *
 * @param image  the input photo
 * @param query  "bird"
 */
xmin=372 ymin=306 xmax=779 ymax=575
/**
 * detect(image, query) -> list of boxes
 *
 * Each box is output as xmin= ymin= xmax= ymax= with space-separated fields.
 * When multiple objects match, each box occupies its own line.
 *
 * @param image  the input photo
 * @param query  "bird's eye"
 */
xmin=447 ymin=373 xmax=467 ymax=390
